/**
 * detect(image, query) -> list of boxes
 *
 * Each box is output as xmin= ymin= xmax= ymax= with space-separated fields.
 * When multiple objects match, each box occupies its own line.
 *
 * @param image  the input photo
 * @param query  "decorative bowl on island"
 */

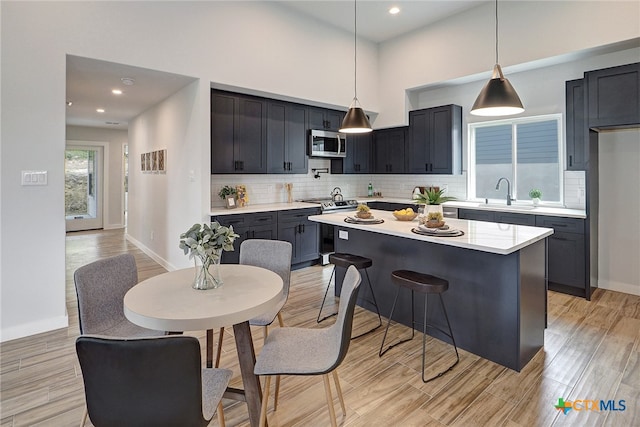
xmin=392 ymin=208 xmax=418 ymax=221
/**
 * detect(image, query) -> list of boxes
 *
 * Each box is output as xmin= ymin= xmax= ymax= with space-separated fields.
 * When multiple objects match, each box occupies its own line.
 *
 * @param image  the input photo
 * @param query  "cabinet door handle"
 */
xmin=552 ymin=236 xmax=569 ymax=241
xmin=240 ymin=161 xmax=244 ymax=170
xmin=569 ymin=155 xmax=573 ymax=167
xmin=302 ymin=224 xmax=305 ymax=233
xmin=425 ymin=163 xmax=429 ymax=172
xmin=551 ymin=223 xmax=568 ymax=228
xmin=234 ymin=161 xmax=239 ymax=170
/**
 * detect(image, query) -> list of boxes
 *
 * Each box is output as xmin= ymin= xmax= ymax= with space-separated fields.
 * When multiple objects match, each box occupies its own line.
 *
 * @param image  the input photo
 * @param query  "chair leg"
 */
xmin=80 ymin=407 xmax=88 ymax=427
xmin=322 ymin=374 xmax=338 ymax=427
xmin=332 ymin=370 xmax=346 ymax=416
xmin=263 ymin=325 xmax=269 ymax=345
xmin=259 ymin=376 xmax=271 ymax=427
xmin=215 ymin=327 xmax=224 ymax=368
xmin=274 ymin=374 xmax=281 ymax=411
xmin=351 ymin=268 xmax=382 ymax=339
xmin=217 ymin=402 xmax=226 ymax=427
xmin=317 ymin=267 xmax=338 ymax=323
xmin=277 ymin=311 xmax=284 ymax=327
xmin=379 ymin=287 xmax=415 ymax=357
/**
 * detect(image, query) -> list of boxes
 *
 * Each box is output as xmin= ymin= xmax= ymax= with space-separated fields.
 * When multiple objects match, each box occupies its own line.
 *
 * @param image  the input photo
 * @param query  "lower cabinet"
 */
xmin=212 ymin=212 xmax=277 ymax=264
xmin=213 ymin=207 xmax=321 ymax=266
xmin=277 ymin=208 xmax=320 ymax=265
xmin=458 ymin=209 xmax=589 ymax=298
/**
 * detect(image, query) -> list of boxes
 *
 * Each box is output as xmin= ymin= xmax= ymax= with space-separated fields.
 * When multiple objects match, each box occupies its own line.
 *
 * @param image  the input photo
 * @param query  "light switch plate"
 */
xmin=339 ymin=230 xmax=348 ymax=240
xmin=22 ymin=171 xmax=48 ymax=186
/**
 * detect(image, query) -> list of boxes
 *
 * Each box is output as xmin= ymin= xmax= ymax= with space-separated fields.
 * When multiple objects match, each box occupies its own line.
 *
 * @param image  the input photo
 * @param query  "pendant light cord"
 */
xmin=353 ymin=0 xmax=358 ymax=100
xmin=494 ymin=0 xmax=499 ymax=65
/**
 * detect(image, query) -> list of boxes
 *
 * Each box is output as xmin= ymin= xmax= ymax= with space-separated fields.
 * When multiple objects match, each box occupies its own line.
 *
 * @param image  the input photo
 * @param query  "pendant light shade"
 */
xmin=470 ymin=64 xmax=524 ymax=116
xmin=470 ymin=0 xmax=524 ymax=117
xmin=340 ymin=0 xmax=372 ymax=133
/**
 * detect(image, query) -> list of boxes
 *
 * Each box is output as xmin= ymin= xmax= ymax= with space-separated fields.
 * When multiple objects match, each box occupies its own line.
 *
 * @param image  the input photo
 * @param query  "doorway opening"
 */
xmin=65 ymin=145 xmax=104 ymax=231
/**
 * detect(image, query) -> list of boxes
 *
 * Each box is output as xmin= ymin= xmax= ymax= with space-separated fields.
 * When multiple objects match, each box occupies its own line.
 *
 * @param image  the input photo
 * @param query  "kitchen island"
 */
xmin=309 ymin=210 xmax=553 ymax=371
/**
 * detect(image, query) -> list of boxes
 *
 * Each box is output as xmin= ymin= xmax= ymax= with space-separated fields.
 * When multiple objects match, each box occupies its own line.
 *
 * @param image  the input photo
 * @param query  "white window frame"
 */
xmin=467 ymin=114 xmax=564 ymax=206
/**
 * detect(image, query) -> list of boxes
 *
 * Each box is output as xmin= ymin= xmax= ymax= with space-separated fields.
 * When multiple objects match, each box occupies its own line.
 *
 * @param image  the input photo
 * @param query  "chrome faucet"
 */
xmin=331 ymin=187 xmax=343 ymax=202
xmin=495 ymin=177 xmax=515 ymax=205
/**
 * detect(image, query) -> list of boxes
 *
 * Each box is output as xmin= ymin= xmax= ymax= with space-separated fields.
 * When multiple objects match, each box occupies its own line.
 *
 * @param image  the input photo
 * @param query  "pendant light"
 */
xmin=340 ymin=0 xmax=372 ymax=133
xmin=470 ymin=0 xmax=524 ymax=116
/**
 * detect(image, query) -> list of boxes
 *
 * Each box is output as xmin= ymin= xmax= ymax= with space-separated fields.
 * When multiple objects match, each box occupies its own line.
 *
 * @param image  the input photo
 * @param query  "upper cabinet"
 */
xmin=373 ymin=127 xmax=406 ymax=173
xmin=587 ymin=62 xmax=640 ymax=129
xmin=565 ymin=79 xmax=588 ymax=170
xmin=308 ymin=107 xmax=345 ymax=131
xmin=407 ymin=105 xmax=462 ymax=174
xmin=211 ymin=91 xmax=267 ymax=174
xmin=266 ymin=101 xmax=308 ymax=174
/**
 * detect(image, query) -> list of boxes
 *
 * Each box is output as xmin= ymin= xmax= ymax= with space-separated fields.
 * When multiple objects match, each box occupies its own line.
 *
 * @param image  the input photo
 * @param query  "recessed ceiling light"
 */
xmin=105 ymin=121 xmax=120 ymax=125
xmin=112 ymin=89 xmax=123 ymax=95
xmin=96 ymin=108 xmax=105 ymax=113
xmin=121 ymin=77 xmax=135 ymax=86
xmin=389 ymin=6 xmax=400 ymax=15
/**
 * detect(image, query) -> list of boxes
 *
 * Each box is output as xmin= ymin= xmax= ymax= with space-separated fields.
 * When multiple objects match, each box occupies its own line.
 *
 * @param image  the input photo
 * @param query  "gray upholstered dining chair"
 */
xmin=253 ymin=265 xmax=362 ymax=427
xmin=214 ymin=239 xmax=293 ymax=365
xmin=76 ymin=335 xmax=232 ymax=427
xmin=74 ymin=254 xmax=165 ymax=337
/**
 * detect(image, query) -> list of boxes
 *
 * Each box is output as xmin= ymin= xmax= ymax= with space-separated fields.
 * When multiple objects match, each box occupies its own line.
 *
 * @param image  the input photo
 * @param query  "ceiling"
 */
xmin=277 ymin=0 xmax=488 ymax=43
xmin=66 ymin=1 xmax=489 ymax=130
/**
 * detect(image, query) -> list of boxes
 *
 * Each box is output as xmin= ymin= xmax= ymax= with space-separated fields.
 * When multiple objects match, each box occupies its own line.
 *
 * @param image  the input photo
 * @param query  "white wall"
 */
xmin=1 ymin=1 xmax=638 ymax=341
xmin=377 ymin=1 xmax=640 ymax=128
xmin=598 ymin=129 xmax=640 ymax=296
xmin=66 ymin=126 xmax=128 ymax=230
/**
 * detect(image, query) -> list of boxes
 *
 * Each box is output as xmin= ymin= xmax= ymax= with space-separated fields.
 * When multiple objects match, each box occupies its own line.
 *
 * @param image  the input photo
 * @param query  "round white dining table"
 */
xmin=124 ymin=264 xmax=283 ymax=427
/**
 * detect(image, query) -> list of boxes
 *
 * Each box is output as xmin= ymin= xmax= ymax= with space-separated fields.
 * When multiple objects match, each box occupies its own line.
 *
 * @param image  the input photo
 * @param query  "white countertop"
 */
xmin=210 ymin=202 xmax=320 ymax=216
xmin=357 ymin=197 xmax=586 ymax=219
xmin=308 ymin=209 xmax=553 ymax=255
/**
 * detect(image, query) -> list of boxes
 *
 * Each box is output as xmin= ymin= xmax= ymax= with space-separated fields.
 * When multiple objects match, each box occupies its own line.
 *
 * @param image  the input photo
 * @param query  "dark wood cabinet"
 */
xmin=458 ymin=208 xmax=495 ymax=222
xmin=587 ymin=62 xmax=640 ymax=129
xmin=332 ymin=133 xmax=372 ymax=174
xmin=373 ymin=127 xmax=406 ymax=173
xmin=536 ymin=216 xmax=587 ymax=297
xmin=407 ymin=105 xmax=462 ymax=174
xmin=308 ymin=107 xmax=345 ymax=131
xmin=277 ymin=208 xmax=320 ymax=265
xmin=266 ymin=101 xmax=308 ymax=174
xmin=493 ymin=212 xmax=536 ymax=226
xmin=212 ymin=212 xmax=278 ymax=264
xmin=211 ymin=91 xmax=267 ymax=174
xmin=565 ymin=79 xmax=588 ymax=170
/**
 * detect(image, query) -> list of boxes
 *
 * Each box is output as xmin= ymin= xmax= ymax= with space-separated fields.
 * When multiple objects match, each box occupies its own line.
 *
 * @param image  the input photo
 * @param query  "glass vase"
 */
xmin=192 ymin=251 xmax=223 ymax=290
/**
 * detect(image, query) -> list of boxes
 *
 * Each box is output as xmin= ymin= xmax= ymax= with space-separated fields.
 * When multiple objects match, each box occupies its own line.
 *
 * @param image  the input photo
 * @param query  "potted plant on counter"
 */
xmin=218 ymin=185 xmax=237 ymax=208
xmin=355 ymin=204 xmax=372 ymax=219
xmin=529 ymin=188 xmax=542 ymax=206
xmin=413 ymin=187 xmax=455 ymax=225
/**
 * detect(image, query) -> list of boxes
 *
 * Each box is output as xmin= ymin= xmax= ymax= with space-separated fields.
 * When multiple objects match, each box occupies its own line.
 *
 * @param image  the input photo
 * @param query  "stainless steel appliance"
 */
xmin=300 ymin=196 xmax=359 ymax=264
xmin=309 ymin=129 xmax=347 ymax=158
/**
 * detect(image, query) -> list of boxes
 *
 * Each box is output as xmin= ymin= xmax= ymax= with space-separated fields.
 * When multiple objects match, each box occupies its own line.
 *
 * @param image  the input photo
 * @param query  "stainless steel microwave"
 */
xmin=308 ymin=129 xmax=347 ymax=158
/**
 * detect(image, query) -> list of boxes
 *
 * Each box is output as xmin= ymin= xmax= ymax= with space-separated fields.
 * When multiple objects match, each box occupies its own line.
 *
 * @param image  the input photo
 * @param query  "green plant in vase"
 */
xmin=529 ymin=188 xmax=542 ymax=206
xmin=179 ymin=222 xmax=239 ymax=290
xmin=355 ymin=204 xmax=372 ymax=219
xmin=218 ymin=185 xmax=237 ymax=200
xmin=414 ymin=188 xmax=455 ymax=225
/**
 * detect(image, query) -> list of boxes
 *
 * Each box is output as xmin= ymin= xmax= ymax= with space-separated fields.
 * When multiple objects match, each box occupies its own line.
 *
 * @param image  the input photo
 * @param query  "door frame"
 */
xmin=65 ymin=140 xmax=109 ymax=232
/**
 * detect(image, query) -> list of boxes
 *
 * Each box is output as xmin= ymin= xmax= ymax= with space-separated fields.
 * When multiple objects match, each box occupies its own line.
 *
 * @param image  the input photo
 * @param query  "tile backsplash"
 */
xmin=211 ymin=158 xmax=467 ymax=208
xmin=211 ymin=160 xmax=585 ymax=210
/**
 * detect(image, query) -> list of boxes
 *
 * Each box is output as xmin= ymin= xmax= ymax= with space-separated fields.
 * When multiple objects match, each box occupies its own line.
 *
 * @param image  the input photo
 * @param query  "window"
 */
xmin=468 ymin=114 xmax=563 ymax=204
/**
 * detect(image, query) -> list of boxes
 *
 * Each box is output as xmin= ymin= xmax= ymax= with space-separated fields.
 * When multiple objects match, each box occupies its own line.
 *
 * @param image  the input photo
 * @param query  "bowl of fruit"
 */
xmin=392 ymin=208 xmax=418 ymax=221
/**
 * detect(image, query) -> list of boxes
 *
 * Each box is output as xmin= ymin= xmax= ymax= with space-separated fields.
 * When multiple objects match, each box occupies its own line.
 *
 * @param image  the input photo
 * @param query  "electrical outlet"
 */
xmin=150 ymin=231 xmax=155 ymax=240
xmin=339 ymin=230 xmax=348 ymax=240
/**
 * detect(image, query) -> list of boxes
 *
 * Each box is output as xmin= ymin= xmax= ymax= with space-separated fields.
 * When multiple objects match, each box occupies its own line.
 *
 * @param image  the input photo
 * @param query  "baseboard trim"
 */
xmin=0 ymin=315 xmax=68 ymax=343
xmin=124 ymin=233 xmax=176 ymax=271
xmin=597 ymin=280 xmax=640 ymax=296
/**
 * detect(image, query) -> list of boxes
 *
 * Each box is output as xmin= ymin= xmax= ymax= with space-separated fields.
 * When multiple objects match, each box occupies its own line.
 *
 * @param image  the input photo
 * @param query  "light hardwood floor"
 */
xmin=1 ymin=229 xmax=638 ymax=426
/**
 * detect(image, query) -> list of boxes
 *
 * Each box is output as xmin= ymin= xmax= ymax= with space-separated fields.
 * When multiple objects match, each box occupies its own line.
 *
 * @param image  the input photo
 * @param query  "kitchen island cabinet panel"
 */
xmin=327 ymin=222 xmax=546 ymax=371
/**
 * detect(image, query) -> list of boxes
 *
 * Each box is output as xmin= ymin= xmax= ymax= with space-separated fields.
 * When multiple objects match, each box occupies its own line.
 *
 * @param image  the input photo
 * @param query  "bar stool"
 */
xmin=317 ymin=253 xmax=382 ymax=339
xmin=379 ymin=269 xmax=459 ymax=383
